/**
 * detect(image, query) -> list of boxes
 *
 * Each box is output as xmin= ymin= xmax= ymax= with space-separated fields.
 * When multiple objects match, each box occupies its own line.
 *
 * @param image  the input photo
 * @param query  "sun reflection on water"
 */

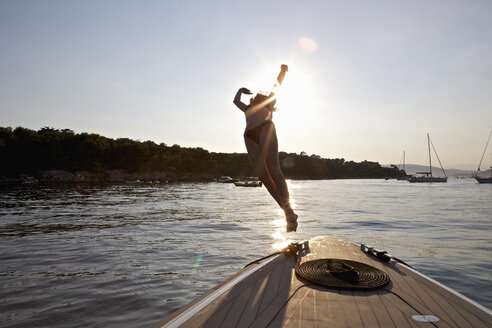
xmin=270 ymin=182 xmax=299 ymax=251
xmin=270 ymin=218 xmax=295 ymax=251
xmin=271 ymin=229 xmax=293 ymax=251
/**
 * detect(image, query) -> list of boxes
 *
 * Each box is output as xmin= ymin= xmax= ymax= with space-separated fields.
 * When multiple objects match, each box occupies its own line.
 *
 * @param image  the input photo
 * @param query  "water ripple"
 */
xmin=0 ymin=179 xmax=490 ymax=328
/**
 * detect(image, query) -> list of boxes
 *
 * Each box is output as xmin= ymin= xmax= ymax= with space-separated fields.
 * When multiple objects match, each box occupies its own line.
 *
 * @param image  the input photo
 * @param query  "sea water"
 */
xmin=0 ymin=179 xmax=490 ymax=327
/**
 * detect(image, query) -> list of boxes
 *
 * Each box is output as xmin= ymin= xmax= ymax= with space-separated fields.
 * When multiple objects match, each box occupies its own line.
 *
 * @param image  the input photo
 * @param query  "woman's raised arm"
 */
xmin=233 ymin=87 xmax=251 ymax=112
xmin=269 ymin=64 xmax=289 ymax=99
xmin=276 ymin=64 xmax=288 ymax=86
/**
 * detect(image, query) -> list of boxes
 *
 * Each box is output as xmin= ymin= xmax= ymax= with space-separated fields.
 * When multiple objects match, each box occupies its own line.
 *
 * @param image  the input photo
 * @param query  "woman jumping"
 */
xmin=233 ymin=64 xmax=298 ymax=232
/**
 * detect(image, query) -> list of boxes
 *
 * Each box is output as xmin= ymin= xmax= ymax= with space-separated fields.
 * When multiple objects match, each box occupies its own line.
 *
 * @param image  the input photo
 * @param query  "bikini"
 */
xmin=244 ymin=120 xmax=273 ymax=144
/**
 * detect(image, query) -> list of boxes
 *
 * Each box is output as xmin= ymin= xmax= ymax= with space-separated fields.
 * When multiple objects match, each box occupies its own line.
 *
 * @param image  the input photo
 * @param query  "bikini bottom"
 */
xmin=244 ymin=120 xmax=273 ymax=145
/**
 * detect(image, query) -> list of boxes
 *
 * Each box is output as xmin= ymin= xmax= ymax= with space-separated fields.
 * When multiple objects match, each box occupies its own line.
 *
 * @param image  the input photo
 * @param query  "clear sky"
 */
xmin=1 ymin=0 xmax=491 ymax=170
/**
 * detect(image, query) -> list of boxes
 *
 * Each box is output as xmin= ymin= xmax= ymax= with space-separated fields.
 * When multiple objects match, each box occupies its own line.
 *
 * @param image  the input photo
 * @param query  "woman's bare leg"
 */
xmin=259 ymin=124 xmax=290 ymax=208
xmin=244 ymin=136 xmax=284 ymax=208
xmin=259 ymin=123 xmax=298 ymax=231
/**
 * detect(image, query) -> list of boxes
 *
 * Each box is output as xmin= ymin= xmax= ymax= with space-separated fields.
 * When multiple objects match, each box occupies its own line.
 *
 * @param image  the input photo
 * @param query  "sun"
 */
xmin=249 ymin=65 xmax=317 ymax=112
xmin=273 ymin=66 xmax=319 ymax=138
xmin=274 ymin=68 xmax=316 ymax=113
xmin=246 ymin=64 xmax=319 ymax=141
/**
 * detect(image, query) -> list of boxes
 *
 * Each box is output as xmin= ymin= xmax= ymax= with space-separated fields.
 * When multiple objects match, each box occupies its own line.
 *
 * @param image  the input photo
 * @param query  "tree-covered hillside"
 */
xmin=0 ymin=127 xmax=405 ymax=181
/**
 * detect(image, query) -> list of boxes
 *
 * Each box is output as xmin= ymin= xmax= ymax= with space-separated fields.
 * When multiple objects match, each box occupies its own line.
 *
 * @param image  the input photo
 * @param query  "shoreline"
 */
xmin=0 ymin=169 xmax=408 ymax=185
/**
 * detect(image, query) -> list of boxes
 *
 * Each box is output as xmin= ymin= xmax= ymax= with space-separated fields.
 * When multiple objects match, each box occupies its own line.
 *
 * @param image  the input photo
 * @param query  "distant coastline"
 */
xmin=1 ymin=126 xmax=406 ymax=184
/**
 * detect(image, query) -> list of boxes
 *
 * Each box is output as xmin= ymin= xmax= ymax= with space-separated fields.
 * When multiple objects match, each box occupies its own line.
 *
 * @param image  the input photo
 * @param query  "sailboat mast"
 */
xmin=477 ymin=129 xmax=492 ymax=172
xmin=427 ymin=133 xmax=432 ymax=177
xmin=403 ymin=150 xmax=405 ymax=171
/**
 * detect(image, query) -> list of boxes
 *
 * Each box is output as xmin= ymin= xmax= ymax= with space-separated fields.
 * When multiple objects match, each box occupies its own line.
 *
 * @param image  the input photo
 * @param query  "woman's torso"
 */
xmin=244 ymin=104 xmax=272 ymax=131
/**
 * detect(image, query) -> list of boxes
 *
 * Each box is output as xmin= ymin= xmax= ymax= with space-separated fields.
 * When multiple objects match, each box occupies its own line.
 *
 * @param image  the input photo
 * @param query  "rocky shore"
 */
xmin=0 ymin=170 xmax=216 ymax=185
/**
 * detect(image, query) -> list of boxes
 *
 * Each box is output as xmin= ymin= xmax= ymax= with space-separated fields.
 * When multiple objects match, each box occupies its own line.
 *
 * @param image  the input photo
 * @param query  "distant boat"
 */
xmin=409 ymin=175 xmax=447 ymax=183
xmin=234 ymin=177 xmax=262 ymax=187
xmin=21 ymin=177 xmax=39 ymax=184
xmin=476 ymin=175 xmax=492 ymax=184
xmin=396 ymin=150 xmax=409 ymax=180
xmin=475 ymin=130 xmax=492 ymax=184
xmin=217 ymin=176 xmax=236 ymax=183
xmin=409 ymin=134 xmax=447 ymax=183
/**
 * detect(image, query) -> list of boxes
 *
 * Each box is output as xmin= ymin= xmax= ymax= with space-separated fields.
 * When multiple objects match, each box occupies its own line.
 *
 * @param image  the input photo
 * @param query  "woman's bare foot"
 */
xmin=282 ymin=205 xmax=298 ymax=232
xmin=286 ymin=214 xmax=298 ymax=232
xmin=285 ymin=209 xmax=298 ymax=232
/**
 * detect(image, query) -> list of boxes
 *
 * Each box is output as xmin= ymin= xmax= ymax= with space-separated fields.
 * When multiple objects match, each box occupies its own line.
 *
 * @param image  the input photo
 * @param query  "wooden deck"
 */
xmin=154 ymin=236 xmax=492 ymax=328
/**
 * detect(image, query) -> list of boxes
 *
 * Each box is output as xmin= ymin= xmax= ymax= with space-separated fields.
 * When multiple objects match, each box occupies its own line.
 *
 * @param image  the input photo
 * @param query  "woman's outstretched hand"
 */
xmin=240 ymin=87 xmax=252 ymax=95
xmin=281 ymin=64 xmax=288 ymax=72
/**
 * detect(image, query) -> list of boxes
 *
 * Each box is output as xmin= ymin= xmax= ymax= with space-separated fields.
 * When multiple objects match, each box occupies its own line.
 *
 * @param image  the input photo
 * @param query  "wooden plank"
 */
xmin=277 ymin=287 xmax=310 ymax=328
xmin=338 ymin=290 xmax=365 ymax=327
xmin=359 ymin=250 xmax=463 ymax=327
xmin=202 ymin=257 xmax=294 ymax=328
xmin=262 ymin=297 xmax=289 ymax=327
xmin=313 ymin=287 xmax=334 ymax=326
xmin=248 ymin=260 xmax=296 ymax=327
xmin=204 ymin=256 xmax=296 ymax=328
xmin=257 ymin=255 xmax=291 ymax=315
xmin=365 ymin=290 xmax=398 ymax=327
xmin=179 ymin=289 xmax=232 ymax=328
xmin=402 ymin=266 xmax=491 ymax=328
xmin=218 ymin=284 xmax=254 ymax=327
xmin=201 ymin=300 xmax=233 ymax=328
xmin=187 ymin=261 xmax=275 ymax=327
xmin=360 ymin=253 xmax=424 ymax=303
xmin=357 ymin=242 xmax=491 ymax=328
xmin=249 ymin=281 xmax=303 ymax=327
xmin=362 ymin=262 xmax=487 ymax=327
xmin=300 ymin=288 xmax=316 ymax=323
xmin=378 ymin=292 xmax=435 ymax=328
xmin=235 ymin=270 xmax=271 ymax=327
xmin=360 ymin=252 xmax=491 ymax=328
xmin=402 ymin=269 xmax=469 ymax=327
xmin=247 ymin=255 xmax=306 ymax=327
xmin=153 ymin=256 xmax=275 ymax=328
xmin=321 ymin=290 xmax=348 ymax=328
xmin=352 ymin=290 xmax=382 ymax=328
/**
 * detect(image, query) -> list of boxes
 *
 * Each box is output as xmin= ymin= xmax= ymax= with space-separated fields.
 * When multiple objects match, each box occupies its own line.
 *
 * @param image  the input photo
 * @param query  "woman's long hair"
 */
xmin=249 ymin=92 xmax=277 ymax=112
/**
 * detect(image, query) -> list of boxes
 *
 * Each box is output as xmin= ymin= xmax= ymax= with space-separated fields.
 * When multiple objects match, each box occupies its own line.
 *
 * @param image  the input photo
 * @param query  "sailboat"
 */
xmin=396 ymin=150 xmax=409 ymax=180
xmin=476 ymin=170 xmax=492 ymax=183
xmin=409 ymin=134 xmax=447 ymax=183
xmin=475 ymin=130 xmax=492 ymax=184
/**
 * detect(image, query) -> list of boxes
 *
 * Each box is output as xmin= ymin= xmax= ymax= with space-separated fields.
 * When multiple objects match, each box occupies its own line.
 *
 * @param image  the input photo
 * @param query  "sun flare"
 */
xmin=276 ymin=71 xmax=315 ymax=111
xmin=249 ymin=66 xmax=316 ymax=109
xmin=249 ymin=65 xmax=318 ymax=134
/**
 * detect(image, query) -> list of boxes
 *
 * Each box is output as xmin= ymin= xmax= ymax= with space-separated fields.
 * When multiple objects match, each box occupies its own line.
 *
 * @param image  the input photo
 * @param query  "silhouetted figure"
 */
xmin=233 ymin=64 xmax=298 ymax=232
